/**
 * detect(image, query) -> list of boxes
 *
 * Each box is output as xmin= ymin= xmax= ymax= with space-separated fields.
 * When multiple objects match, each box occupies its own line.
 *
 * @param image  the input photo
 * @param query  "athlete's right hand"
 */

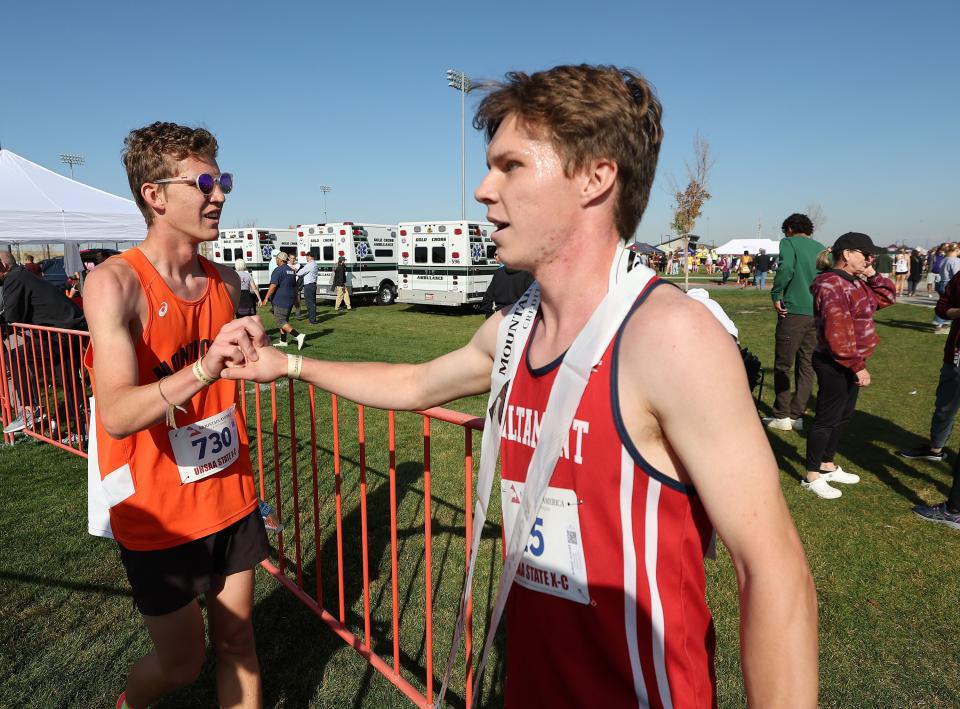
xmin=773 ymin=300 xmax=788 ymax=317
xmin=856 ymin=368 xmax=871 ymax=387
xmin=219 ymin=344 xmax=288 ymax=383
xmin=205 ymin=316 xmax=270 ymax=378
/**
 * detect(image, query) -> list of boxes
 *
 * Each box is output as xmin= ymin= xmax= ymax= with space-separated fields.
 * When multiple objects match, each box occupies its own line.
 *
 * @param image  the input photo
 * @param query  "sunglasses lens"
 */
xmin=196 ymin=173 xmax=215 ymax=194
xmin=219 ymin=173 xmax=233 ymax=194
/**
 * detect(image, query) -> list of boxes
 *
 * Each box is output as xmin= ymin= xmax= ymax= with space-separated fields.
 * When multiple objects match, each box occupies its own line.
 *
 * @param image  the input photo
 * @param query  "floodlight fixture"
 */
xmin=445 ymin=69 xmax=474 ymax=220
xmin=319 ymin=185 xmax=332 ymax=222
xmin=59 ymin=153 xmax=85 ymax=179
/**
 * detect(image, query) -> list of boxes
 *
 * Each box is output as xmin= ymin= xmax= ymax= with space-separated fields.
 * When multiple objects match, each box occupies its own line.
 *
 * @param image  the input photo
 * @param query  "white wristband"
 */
xmin=287 ymin=354 xmax=303 ymax=380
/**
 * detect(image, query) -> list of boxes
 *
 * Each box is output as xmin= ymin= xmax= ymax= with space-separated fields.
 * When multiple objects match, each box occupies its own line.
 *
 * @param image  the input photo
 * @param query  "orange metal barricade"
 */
xmin=0 ymin=324 xmax=90 ymax=455
xmin=248 ymin=380 xmax=484 ymax=707
xmin=0 ymin=326 xmax=487 ymax=707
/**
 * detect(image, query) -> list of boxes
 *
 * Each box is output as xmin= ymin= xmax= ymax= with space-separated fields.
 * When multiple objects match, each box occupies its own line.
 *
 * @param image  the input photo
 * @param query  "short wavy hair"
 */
xmin=473 ymin=64 xmax=664 ymax=241
xmin=782 ymin=213 xmax=814 ymax=236
xmin=122 ymin=122 xmax=219 ymax=226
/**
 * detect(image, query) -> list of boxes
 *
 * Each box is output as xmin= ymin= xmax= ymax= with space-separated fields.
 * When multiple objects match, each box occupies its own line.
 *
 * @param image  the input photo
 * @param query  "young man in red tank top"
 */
xmin=226 ymin=66 xmax=818 ymax=707
xmin=84 ymin=123 xmax=270 ymax=709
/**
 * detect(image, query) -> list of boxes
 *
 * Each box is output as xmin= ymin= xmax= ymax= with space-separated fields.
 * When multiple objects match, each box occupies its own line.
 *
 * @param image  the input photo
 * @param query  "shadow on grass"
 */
xmin=761 ymin=400 xmax=951 ymax=504
xmin=0 ymin=570 xmax=132 ymax=597
xmin=844 ymin=409 xmax=951 ymax=504
xmin=878 ymin=319 xmax=939 ymax=333
xmin=397 ymin=305 xmax=482 ymax=317
xmin=310 ymin=311 xmax=350 ymax=324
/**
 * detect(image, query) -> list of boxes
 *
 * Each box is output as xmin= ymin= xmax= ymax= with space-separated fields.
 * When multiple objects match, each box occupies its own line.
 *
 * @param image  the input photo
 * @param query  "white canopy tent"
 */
xmin=0 ymin=148 xmax=145 ymax=272
xmin=714 ymin=238 xmax=781 ymax=256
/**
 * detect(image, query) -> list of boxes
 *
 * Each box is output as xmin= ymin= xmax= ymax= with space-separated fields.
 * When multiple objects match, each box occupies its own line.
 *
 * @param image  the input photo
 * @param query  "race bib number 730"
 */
xmin=168 ymin=405 xmax=241 ymax=485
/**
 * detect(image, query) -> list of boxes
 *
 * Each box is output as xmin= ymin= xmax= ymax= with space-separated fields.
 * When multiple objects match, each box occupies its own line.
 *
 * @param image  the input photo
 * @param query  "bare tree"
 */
xmin=669 ymin=134 xmax=714 ymax=291
xmin=805 ymin=202 xmax=827 ymax=234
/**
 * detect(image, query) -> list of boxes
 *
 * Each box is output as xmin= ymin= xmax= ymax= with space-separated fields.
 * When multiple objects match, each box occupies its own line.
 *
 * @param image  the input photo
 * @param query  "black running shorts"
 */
xmin=117 ymin=507 xmax=269 ymax=616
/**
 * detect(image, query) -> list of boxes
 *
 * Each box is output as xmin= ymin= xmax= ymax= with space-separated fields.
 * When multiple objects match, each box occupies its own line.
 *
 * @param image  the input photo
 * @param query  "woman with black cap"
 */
xmin=802 ymin=232 xmax=897 ymax=499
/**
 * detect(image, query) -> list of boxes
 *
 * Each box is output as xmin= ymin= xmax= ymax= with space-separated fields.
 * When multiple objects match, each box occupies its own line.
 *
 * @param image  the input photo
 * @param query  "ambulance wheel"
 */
xmin=377 ymin=282 xmax=397 ymax=305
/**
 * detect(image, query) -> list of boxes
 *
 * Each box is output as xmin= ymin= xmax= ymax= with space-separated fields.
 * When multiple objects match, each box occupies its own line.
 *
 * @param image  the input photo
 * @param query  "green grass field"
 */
xmin=2 ymin=291 xmax=958 ymax=708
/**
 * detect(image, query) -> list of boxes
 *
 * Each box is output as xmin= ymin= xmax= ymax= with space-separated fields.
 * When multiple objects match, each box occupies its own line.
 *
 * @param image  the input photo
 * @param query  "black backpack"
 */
xmin=740 ymin=345 xmax=764 ymax=403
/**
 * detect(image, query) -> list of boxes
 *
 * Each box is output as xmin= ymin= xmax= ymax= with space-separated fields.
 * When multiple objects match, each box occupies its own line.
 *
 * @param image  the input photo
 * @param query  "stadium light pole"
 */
xmin=446 ymin=69 xmax=473 ymax=220
xmin=319 ymin=185 xmax=332 ymax=222
xmin=59 ymin=153 xmax=85 ymax=179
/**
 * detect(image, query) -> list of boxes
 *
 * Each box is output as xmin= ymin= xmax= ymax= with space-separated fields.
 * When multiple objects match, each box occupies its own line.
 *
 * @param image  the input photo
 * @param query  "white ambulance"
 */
xmin=396 ymin=221 xmax=499 ymax=306
xmin=213 ymin=228 xmax=297 ymax=290
xmin=296 ymin=222 xmax=399 ymax=305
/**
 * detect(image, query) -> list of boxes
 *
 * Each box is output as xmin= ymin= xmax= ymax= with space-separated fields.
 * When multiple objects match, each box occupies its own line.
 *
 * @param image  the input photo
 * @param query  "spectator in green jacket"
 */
xmin=764 ymin=213 xmax=826 ymax=431
xmin=873 ymin=249 xmax=894 ymax=282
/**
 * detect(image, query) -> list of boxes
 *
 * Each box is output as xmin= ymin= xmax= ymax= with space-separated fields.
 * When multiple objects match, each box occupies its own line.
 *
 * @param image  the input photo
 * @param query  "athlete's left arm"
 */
xmin=621 ymin=292 xmax=818 ymax=708
xmin=213 ymin=262 xmax=242 ymax=311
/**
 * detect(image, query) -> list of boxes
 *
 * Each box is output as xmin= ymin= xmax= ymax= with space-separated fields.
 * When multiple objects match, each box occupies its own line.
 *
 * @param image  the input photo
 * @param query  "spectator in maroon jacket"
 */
xmin=22 ymin=254 xmax=43 ymax=277
xmin=802 ymin=232 xmax=896 ymax=499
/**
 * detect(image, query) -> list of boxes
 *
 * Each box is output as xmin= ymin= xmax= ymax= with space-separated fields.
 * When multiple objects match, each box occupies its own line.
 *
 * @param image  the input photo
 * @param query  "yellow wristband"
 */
xmin=192 ymin=355 xmax=218 ymax=386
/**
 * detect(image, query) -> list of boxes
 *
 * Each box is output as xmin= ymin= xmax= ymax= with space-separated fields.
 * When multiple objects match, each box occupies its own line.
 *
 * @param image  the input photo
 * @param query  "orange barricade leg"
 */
xmin=389 ymin=409 xmax=401 ymax=673
xmin=308 ymin=384 xmax=323 ymax=607
xmin=288 ymin=379 xmax=304 ymax=590
xmin=270 ymin=382 xmax=285 ymax=575
xmin=464 ymin=427 xmax=474 ymax=709
xmin=423 ymin=416 xmax=434 ymax=705
xmin=0 ymin=334 xmax=14 ymax=443
xmin=33 ymin=328 xmax=51 ymax=438
xmin=358 ymin=405 xmax=372 ymax=649
xmin=332 ymin=394 xmax=346 ymax=624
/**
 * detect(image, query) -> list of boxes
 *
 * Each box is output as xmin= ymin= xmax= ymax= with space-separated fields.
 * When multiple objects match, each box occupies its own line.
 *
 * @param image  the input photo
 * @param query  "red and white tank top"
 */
xmin=84 ymin=249 xmax=257 ymax=551
xmin=500 ymin=283 xmax=716 ymax=708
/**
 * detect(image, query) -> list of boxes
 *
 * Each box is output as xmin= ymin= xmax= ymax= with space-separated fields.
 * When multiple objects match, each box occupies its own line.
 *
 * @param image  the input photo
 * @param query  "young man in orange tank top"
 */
xmin=84 ymin=123 xmax=270 ymax=709
xmin=226 ymin=67 xmax=819 ymax=706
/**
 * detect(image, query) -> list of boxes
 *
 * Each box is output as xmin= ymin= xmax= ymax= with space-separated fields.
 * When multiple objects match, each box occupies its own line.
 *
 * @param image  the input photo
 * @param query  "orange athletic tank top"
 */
xmin=84 ymin=249 xmax=257 ymax=551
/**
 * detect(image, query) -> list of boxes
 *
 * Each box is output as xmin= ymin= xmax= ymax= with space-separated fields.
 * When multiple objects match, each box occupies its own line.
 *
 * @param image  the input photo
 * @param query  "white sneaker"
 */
xmin=820 ymin=466 xmax=860 ymax=484
xmin=791 ymin=418 xmax=803 ymax=431
xmin=763 ymin=417 xmax=794 ymax=431
xmin=801 ymin=477 xmax=842 ymax=499
xmin=295 ymin=333 xmax=306 ymax=350
xmin=3 ymin=407 xmax=42 ymax=434
xmin=274 ymin=340 xmax=289 ymax=347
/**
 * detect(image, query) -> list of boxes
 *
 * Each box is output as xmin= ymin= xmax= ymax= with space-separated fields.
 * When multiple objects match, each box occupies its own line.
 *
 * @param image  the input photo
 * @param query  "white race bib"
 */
xmin=168 ymin=405 xmax=240 ymax=485
xmin=500 ymin=480 xmax=590 ymax=605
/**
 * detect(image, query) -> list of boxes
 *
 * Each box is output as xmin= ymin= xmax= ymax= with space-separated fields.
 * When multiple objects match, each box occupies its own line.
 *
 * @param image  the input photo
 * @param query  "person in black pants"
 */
xmin=910 ymin=270 xmax=960 ymax=530
xmin=906 ymin=249 xmax=923 ymax=297
xmin=913 ymin=458 xmax=960 ymax=530
xmin=801 ymin=233 xmax=896 ymax=499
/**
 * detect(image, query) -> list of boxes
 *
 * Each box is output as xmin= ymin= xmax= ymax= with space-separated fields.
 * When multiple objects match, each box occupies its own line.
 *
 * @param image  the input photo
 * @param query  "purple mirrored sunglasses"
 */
xmin=154 ymin=172 xmax=233 ymax=195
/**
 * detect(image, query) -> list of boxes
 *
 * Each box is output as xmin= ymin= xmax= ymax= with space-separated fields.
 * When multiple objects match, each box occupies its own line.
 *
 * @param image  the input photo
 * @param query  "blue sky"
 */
xmin=3 ymin=0 xmax=957 ymax=247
